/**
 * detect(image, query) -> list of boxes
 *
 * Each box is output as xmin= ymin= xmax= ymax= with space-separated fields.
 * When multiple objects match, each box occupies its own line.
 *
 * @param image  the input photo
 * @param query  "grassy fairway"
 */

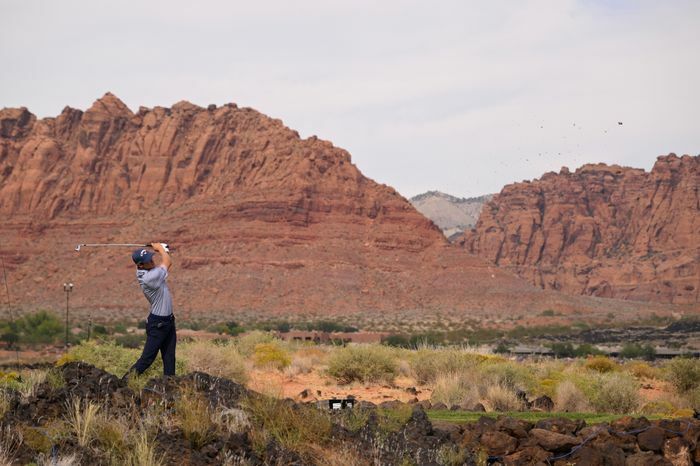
xmin=426 ymin=410 xmax=660 ymax=425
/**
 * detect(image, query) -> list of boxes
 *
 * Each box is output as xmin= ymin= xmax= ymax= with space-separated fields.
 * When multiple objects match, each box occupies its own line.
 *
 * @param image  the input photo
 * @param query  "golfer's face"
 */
xmin=139 ymin=260 xmax=155 ymax=270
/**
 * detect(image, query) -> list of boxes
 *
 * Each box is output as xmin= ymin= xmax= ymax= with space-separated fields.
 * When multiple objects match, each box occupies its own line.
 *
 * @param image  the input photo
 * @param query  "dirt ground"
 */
xmin=247 ymin=368 xmax=434 ymax=404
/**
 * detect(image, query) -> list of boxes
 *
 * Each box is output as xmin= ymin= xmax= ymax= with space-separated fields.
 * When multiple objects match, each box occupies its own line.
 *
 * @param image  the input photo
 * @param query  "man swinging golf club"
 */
xmin=123 ymin=242 xmax=176 ymax=380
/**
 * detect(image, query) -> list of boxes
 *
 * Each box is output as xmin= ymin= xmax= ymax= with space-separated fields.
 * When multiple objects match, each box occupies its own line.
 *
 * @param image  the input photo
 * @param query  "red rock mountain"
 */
xmin=0 ymin=94 xmax=679 ymax=320
xmin=463 ymin=156 xmax=700 ymax=304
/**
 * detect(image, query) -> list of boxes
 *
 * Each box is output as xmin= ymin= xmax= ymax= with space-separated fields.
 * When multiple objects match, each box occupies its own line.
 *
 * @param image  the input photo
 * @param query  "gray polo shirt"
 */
xmin=136 ymin=266 xmax=173 ymax=317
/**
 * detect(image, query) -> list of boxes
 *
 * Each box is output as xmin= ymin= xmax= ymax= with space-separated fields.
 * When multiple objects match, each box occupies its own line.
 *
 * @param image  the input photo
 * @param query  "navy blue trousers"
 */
xmin=132 ymin=314 xmax=176 ymax=376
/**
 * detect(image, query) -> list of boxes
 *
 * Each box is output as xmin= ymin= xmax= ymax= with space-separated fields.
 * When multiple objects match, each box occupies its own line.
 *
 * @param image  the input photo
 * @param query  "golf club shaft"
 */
xmin=79 ymin=243 xmax=148 ymax=248
xmin=75 ymin=243 xmax=174 ymax=252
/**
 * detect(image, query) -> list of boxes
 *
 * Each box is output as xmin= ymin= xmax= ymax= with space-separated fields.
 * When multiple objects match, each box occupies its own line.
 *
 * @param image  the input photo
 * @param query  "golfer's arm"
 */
xmin=160 ymin=251 xmax=172 ymax=271
xmin=152 ymin=243 xmax=172 ymax=271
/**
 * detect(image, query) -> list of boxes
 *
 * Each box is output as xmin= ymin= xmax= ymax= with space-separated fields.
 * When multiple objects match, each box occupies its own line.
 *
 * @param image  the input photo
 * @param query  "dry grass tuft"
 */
xmin=411 ymin=348 xmax=485 ymax=384
xmin=431 ymin=373 xmax=481 ymax=408
xmin=244 ymin=394 xmax=332 ymax=460
xmin=590 ymin=372 xmax=640 ymax=414
xmin=625 ymin=361 xmax=661 ymax=380
xmin=126 ymin=430 xmax=163 ymax=466
xmin=554 ymin=380 xmax=590 ymax=412
xmin=65 ymin=397 xmax=100 ymax=447
xmin=174 ymin=386 xmax=215 ymax=449
xmin=180 ymin=340 xmax=248 ymax=383
xmin=0 ymin=425 xmax=22 ymax=466
xmin=484 ymin=384 xmax=523 ymax=412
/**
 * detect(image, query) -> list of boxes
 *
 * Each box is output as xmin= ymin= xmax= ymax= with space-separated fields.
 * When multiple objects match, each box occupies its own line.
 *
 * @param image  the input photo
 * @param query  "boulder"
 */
xmin=535 ymin=417 xmax=584 ymax=435
xmin=495 ymin=416 xmax=532 ymax=439
xmin=531 ymin=395 xmax=554 ymax=412
xmin=479 ymin=431 xmax=518 ymax=456
xmin=662 ymin=437 xmax=692 ymax=466
xmin=624 ymin=451 xmax=672 ymax=466
xmin=529 ymin=428 xmax=579 ymax=452
xmin=638 ymin=427 xmax=666 ymax=452
xmin=503 ymin=446 xmax=550 ymax=466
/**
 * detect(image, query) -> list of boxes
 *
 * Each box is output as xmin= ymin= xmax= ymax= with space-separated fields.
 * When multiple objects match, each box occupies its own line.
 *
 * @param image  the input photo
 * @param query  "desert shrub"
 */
xmin=235 ymin=331 xmax=275 ymax=357
xmin=549 ymin=343 xmax=575 ymax=358
xmin=113 ymin=323 xmax=128 ymax=334
xmin=411 ymin=348 xmax=485 ymax=384
xmin=625 ymin=361 xmax=660 ymax=380
xmin=208 ymin=321 xmax=245 ymax=336
xmin=244 ymin=394 xmax=332 ymax=459
xmin=327 ymin=345 xmax=398 ymax=384
xmin=10 ymin=370 xmax=47 ymax=398
xmin=179 ymin=340 xmax=247 ymax=383
xmin=590 ymin=372 xmax=640 ymax=414
xmin=115 ymin=333 xmax=146 ymax=348
xmin=493 ymin=342 xmax=510 ymax=354
xmin=253 ymin=343 xmax=291 ymax=370
xmin=377 ymin=403 xmax=414 ymax=432
xmin=431 ymin=373 xmax=481 ymax=408
xmin=640 ymin=400 xmax=676 ymax=416
xmin=484 ymin=384 xmax=522 ymax=412
xmin=10 ymin=310 xmax=63 ymax=344
xmin=574 ymin=344 xmax=604 ymax=357
xmin=665 ymin=357 xmax=700 ymax=393
xmin=174 ymin=387 xmax=215 ymax=449
xmin=554 ymin=380 xmax=590 ymax=412
xmin=285 ymin=356 xmax=314 ymax=377
xmin=45 ymin=368 xmax=65 ymax=390
xmin=93 ymin=414 xmax=128 ymax=458
xmin=620 ymin=343 xmax=656 ymax=360
xmin=482 ymin=361 xmax=536 ymax=393
xmin=383 ymin=334 xmax=411 ymax=348
xmin=584 ymin=356 xmax=618 ymax=373
xmin=58 ymin=340 xmax=186 ymax=378
xmin=337 ymin=408 xmax=371 ymax=433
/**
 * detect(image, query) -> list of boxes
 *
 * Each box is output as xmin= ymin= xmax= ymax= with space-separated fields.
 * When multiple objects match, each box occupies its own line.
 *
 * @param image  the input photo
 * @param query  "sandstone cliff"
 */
xmin=0 ymin=94 xmax=679 ymax=319
xmin=463 ymin=155 xmax=700 ymax=304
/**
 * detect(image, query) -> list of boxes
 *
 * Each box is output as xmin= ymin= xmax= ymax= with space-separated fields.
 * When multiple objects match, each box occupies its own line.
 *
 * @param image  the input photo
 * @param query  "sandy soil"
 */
xmin=247 ymin=368 xmax=434 ymax=404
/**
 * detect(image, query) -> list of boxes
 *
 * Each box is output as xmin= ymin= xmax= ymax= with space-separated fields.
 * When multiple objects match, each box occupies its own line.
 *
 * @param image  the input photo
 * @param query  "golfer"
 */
xmin=125 ymin=242 xmax=176 ymax=378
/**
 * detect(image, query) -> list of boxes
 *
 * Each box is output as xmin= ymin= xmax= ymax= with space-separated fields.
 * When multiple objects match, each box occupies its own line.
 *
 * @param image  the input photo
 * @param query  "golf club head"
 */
xmin=75 ymin=244 xmax=82 ymax=252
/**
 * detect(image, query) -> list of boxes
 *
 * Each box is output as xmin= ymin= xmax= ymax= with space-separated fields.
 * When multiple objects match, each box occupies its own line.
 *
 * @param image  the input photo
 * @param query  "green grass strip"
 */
xmin=426 ymin=410 xmax=661 ymax=425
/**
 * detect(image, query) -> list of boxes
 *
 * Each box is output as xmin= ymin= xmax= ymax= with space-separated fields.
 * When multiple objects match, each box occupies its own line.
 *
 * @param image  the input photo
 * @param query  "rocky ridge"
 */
xmin=463 ymin=155 xmax=700 ymax=304
xmin=0 ymin=94 xmax=679 ymax=318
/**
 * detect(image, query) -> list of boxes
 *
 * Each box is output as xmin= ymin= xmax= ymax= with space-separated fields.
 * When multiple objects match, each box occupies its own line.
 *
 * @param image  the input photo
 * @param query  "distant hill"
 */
xmin=410 ymin=191 xmax=493 ymax=239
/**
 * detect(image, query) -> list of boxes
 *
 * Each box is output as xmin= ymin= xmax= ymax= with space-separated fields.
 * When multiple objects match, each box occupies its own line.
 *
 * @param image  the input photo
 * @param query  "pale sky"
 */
xmin=1 ymin=0 xmax=698 ymax=198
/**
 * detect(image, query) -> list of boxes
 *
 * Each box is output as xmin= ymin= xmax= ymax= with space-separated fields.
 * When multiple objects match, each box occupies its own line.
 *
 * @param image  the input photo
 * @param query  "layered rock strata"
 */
xmin=463 ymin=155 xmax=700 ymax=304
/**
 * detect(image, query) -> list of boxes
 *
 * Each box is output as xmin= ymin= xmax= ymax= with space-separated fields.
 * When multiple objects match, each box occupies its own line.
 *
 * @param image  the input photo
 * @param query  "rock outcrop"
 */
xmin=463 ymin=155 xmax=700 ymax=304
xmin=0 ymin=94 xmax=679 ymax=318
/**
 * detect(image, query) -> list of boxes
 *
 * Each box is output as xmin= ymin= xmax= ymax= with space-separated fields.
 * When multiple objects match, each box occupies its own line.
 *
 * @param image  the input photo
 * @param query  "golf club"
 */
xmin=74 ymin=243 xmax=173 ymax=252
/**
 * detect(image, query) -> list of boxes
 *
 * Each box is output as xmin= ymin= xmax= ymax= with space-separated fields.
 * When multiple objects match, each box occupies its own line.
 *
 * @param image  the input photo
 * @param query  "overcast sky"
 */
xmin=1 ymin=0 xmax=698 ymax=198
